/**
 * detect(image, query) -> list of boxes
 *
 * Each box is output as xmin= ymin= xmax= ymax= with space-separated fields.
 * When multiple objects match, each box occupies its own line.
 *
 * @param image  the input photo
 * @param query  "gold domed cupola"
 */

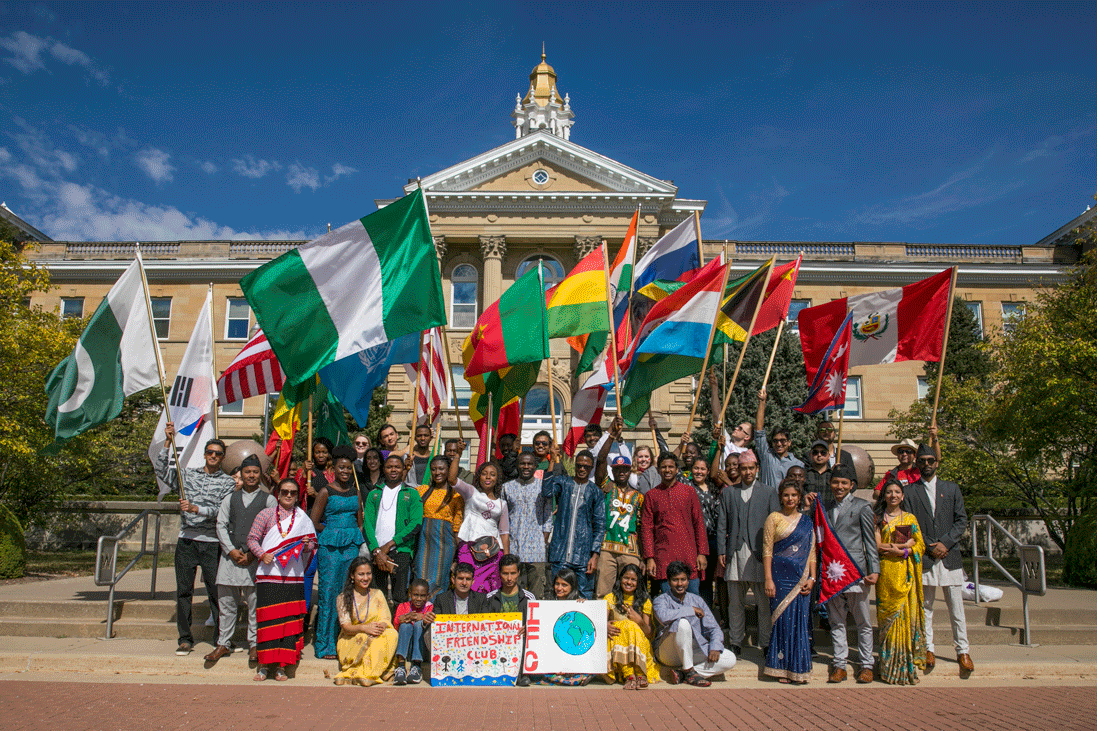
xmin=512 ymin=45 xmax=575 ymax=141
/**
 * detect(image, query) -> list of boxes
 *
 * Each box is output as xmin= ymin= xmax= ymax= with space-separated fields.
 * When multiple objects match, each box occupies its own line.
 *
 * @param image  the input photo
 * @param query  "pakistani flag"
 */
xmin=240 ymin=189 xmax=445 ymax=387
xmin=44 ymin=256 xmax=161 ymax=452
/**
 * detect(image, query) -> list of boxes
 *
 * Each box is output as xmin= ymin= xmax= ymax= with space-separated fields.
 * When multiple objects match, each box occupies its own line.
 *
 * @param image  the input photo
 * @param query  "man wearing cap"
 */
xmin=594 ymin=417 xmax=644 ymax=597
xmin=904 ymin=444 xmax=973 ymax=677
xmin=805 ymin=421 xmax=856 ymax=473
xmin=205 ymin=454 xmax=276 ymax=664
xmin=754 ymin=388 xmax=805 ymax=489
xmin=875 ymin=428 xmax=941 ymax=500
xmin=803 ymin=439 xmax=834 ymax=504
xmin=717 ymin=448 xmax=779 ymax=655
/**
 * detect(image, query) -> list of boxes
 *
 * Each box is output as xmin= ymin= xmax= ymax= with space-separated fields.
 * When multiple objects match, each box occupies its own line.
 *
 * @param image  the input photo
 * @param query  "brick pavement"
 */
xmin=1 ymin=680 xmax=1095 ymax=731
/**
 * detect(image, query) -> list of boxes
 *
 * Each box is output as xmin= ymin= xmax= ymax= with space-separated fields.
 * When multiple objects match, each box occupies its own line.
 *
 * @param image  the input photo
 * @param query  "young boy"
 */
xmin=392 ymin=578 xmax=434 ymax=685
xmin=486 ymin=554 xmax=537 ymax=687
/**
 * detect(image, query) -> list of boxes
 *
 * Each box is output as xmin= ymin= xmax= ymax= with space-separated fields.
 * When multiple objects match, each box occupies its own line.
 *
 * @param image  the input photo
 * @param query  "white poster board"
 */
xmin=522 ymin=600 xmax=608 ymax=675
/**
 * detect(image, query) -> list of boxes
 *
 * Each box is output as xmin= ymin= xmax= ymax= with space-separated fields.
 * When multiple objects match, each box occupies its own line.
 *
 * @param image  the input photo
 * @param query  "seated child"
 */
xmin=392 ymin=578 xmax=433 ymax=685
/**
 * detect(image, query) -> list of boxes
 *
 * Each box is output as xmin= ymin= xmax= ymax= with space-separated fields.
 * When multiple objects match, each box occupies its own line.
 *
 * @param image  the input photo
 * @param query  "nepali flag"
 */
xmin=274 ymin=538 xmax=305 ymax=568
xmin=794 ymin=312 xmax=853 ymax=414
xmin=798 ymin=268 xmax=952 ymax=383
xmin=813 ymin=499 xmax=864 ymax=604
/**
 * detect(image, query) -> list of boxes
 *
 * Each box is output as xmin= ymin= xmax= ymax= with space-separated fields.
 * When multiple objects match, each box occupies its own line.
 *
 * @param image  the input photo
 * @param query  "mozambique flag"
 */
xmin=546 ymin=243 xmax=609 ymax=339
xmin=463 ymin=265 xmax=549 ymax=378
xmin=713 ymin=258 xmax=775 ymax=345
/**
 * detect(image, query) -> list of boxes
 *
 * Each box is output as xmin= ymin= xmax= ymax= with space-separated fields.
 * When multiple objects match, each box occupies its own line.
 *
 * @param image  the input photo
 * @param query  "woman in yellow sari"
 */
xmin=874 ymin=477 xmax=927 ymax=685
xmin=603 ymin=563 xmax=660 ymax=689
xmin=333 ymin=558 xmax=398 ymax=686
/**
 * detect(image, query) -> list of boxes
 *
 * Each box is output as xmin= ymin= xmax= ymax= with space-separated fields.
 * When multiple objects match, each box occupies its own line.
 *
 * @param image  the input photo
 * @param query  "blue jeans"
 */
xmin=396 ymin=621 xmax=426 ymax=662
xmin=550 ymin=561 xmax=594 ymax=599
xmin=659 ymin=577 xmax=700 ymax=596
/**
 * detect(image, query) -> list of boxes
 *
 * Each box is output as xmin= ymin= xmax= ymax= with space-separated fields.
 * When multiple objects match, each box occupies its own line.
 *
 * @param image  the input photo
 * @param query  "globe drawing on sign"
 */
xmin=552 ymin=611 xmax=597 ymax=656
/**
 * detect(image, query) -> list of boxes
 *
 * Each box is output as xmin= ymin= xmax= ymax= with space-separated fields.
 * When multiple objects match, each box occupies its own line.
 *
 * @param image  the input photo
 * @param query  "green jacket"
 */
xmin=362 ymin=483 xmax=424 ymax=555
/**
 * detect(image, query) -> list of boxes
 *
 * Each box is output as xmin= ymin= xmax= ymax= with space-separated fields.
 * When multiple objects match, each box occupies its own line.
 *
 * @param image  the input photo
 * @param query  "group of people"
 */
xmin=156 ymin=385 xmax=973 ymax=688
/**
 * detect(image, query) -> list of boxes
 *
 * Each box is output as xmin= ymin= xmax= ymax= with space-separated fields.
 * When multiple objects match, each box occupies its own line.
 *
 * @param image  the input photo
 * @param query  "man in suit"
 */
xmin=717 ymin=449 xmax=779 ymax=655
xmin=423 ymin=562 xmax=491 ymax=660
xmin=904 ymin=443 xmax=973 ymax=677
xmin=824 ymin=464 xmax=879 ymax=683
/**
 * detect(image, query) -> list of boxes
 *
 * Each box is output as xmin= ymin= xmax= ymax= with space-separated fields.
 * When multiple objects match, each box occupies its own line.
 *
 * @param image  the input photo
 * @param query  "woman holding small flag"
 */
xmin=247 ymin=478 xmax=317 ymax=682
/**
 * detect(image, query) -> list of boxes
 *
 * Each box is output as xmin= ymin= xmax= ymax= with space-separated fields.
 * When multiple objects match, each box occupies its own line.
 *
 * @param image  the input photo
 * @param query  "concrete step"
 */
xmin=0 ymin=616 xmax=233 ymax=642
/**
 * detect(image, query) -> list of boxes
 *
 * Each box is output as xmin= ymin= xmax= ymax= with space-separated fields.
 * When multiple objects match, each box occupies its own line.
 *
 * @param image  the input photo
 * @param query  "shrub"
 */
xmin=0 ymin=503 xmax=27 ymax=579
xmin=1063 ymin=507 xmax=1097 ymax=589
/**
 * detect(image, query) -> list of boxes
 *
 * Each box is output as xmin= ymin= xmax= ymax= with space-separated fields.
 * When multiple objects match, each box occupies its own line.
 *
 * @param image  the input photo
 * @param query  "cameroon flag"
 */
xmin=463 ymin=265 xmax=549 ymax=378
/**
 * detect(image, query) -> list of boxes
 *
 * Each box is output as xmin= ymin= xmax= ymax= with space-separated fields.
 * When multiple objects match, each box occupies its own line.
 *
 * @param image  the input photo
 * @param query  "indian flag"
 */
xmin=240 ymin=189 xmax=445 ymax=386
xmin=44 ymin=255 xmax=161 ymax=451
xmin=546 ymin=242 xmax=610 ymax=339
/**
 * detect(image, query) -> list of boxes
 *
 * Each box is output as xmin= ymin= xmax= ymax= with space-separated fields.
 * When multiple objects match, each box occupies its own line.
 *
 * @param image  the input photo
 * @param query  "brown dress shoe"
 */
xmin=958 ymin=653 xmax=974 ymax=674
xmin=828 ymin=667 xmax=847 ymax=683
xmin=924 ymin=651 xmax=936 ymax=673
xmin=857 ymin=668 xmax=873 ymax=683
xmin=204 ymin=645 xmax=231 ymax=663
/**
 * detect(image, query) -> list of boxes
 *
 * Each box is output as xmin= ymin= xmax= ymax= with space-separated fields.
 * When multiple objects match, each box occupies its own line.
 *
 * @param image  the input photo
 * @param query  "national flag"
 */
xmin=319 ymin=333 xmax=418 ymax=428
xmin=274 ymin=538 xmax=305 ymax=568
xmin=631 ymin=216 xmax=701 ymax=295
xmin=44 ymin=255 xmax=160 ymax=453
xmin=463 ymin=264 xmax=549 ymax=378
xmin=570 ymin=211 xmax=638 ymax=372
xmin=468 ymin=365 xmax=537 ymax=465
xmin=149 ymin=289 xmax=217 ymax=499
xmin=265 ymin=388 xmax=304 ymax=479
xmin=545 ymin=242 xmax=610 ymax=339
xmin=311 ymin=382 xmax=350 ymax=448
xmin=616 ymin=258 xmax=729 ymax=426
xmin=712 ymin=258 xmax=775 ymax=344
xmin=216 ymin=328 xmax=286 ymax=405
xmin=403 ymin=327 xmax=448 ymax=427
xmin=794 ymin=312 xmax=853 ymax=415
xmin=813 ymin=499 xmax=865 ymax=604
xmin=798 ymin=268 xmax=953 ymax=382
xmin=751 ymin=255 xmax=802 ymax=334
xmin=563 ymin=385 xmax=608 ymax=457
xmin=473 ymin=399 xmax=522 ymax=467
xmin=240 ymin=189 xmax=445 ymax=387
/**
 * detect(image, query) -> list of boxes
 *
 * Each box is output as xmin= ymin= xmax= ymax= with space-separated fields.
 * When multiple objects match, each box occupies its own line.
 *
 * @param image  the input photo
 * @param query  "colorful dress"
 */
xmin=334 ymin=588 xmax=398 ymax=686
xmin=603 ymin=592 xmax=659 ymax=685
xmin=415 ymin=482 xmax=465 ymax=597
xmin=314 ymin=488 xmax=364 ymax=658
xmin=877 ymin=511 xmax=927 ymax=685
xmin=762 ymin=511 xmax=814 ymax=683
xmin=453 ymin=480 xmax=510 ymax=594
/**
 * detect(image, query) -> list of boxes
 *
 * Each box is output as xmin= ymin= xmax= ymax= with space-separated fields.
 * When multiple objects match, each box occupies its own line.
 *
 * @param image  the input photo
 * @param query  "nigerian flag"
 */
xmin=240 ymin=189 xmax=445 ymax=387
xmin=44 ymin=256 xmax=160 ymax=452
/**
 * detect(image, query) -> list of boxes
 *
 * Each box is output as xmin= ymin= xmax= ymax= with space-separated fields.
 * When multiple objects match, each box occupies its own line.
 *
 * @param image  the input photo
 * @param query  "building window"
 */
xmin=532 ymin=169 xmax=550 ymax=185
xmin=603 ymin=387 xmax=617 ymax=413
xmin=150 ymin=297 xmax=171 ymax=339
xmin=61 ymin=297 xmax=84 ymax=319
xmin=516 ymin=255 xmax=565 ymax=292
xmin=448 ymin=365 xmax=471 ymax=411
xmin=219 ymin=399 xmax=244 ymax=414
xmin=841 ymin=375 xmax=862 ymax=419
xmin=521 ymin=385 xmax=564 ymax=433
xmin=225 ymin=298 xmax=251 ymax=339
xmin=917 ymin=376 xmax=931 ymax=401
xmin=450 ymin=264 xmax=478 ymax=330
xmin=1002 ymin=302 xmax=1025 ymax=333
xmin=964 ymin=301 xmax=984 ymax=339
xmin=787 ymin=299 xmax=811 ymax=334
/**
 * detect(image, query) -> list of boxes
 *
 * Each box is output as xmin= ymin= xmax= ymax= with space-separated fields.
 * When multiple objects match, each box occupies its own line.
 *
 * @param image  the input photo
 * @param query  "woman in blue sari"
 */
xmin=762 ymin=479 xmax=816 ymax=683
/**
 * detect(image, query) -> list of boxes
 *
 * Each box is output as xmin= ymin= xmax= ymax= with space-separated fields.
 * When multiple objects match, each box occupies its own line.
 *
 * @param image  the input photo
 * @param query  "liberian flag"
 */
xmin=794 ymin=312 xmax=853 ymax=415
xmin=240 ymin=189 xmax=445 ymax=386
xmin=798 ymin=268 xmax=952 ymax=382
xmin=217 ymin=327 xmax=285 ymax=405
xmin=404 ymin=327 xmax=448 ymax=427
xmin=563 ymin=385 xmax=607 ymax=457
xmin=813 ymin=499 xmax=865 ymax=604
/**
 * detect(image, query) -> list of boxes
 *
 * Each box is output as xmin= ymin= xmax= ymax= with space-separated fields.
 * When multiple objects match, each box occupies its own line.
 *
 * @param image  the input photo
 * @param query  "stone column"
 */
xmin=479 ymin=234 xmax=507 ymax=306
xmin=574 ymin=235 xmax=601 ymax=259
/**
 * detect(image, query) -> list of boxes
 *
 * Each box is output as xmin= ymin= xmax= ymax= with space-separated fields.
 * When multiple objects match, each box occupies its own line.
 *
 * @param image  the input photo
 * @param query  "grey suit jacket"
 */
xmin=824 ymin=494 xmax=880 ymax=577
xmin=903 ymin=478 xmax=967 ymax=572
xmin=716 ymin=480 xmax=779 ymax=559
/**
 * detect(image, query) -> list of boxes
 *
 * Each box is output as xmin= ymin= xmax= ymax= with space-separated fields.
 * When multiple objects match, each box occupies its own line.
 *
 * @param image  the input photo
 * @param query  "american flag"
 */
xmin=405 ymin=327 xmax=448 ymax=427
xmin=217 ymin=328 xmax=286 ymax=405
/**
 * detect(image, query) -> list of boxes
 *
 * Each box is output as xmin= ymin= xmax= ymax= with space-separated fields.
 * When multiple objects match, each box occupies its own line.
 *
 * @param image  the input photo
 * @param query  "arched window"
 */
xmin=451 ymin=264 xmax=478 ymax=329
xmin=515 ymin=255 xmax=565 ymax=292
xmin=522 ymin=385 xmax=564 ymax=432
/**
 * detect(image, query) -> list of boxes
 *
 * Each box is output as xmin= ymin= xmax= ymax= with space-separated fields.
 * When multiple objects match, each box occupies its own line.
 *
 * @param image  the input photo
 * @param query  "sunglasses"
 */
xmin=811 ymin=450 xmax=828 ymax=456
xmin=354 ymin=441 xmax=368 ymax=447
xmin=205 ymin=449 xmax=225 ymax=456
xmin=278 ymin=489 xmax=299 ymax=497
xmin=533 ymin=440 xmax=551 ymax=447
xmin=917 ymin=457 xmax=938 ymax=464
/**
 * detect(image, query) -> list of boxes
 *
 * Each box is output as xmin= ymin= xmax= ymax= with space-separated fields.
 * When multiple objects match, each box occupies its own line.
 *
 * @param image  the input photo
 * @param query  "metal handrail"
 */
xmin=971 ymin=514 xmax=1046 ymax=646
xmin=94 ymin=509 xmax=162 ymax=640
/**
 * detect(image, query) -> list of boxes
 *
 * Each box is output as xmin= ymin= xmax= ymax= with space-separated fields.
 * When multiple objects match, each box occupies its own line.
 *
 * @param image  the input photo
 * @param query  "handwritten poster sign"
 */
xmin=523 ymin=600 xmax=608 ymax=675
xmin=429 ymin=613 xmax=524 ymax=686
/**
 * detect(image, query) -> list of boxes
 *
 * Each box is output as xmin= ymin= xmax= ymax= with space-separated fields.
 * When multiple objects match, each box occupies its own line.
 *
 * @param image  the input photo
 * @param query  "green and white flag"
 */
xmin=240 ymin=189 xmax=445 ymax=387
xmin=44 ymin=255 xmax=161 ymax=452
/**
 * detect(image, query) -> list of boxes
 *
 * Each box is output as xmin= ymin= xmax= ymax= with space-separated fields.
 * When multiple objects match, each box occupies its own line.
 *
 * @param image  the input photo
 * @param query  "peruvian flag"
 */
xmin=563 ymin=385 xmax=607 ymax=457
xmin=798 ymin=268 xmax=952 ymax=382
xmin=813 ymin=499 xmax=865 ymax=604
xmin=794 ymin=312 xmax=853 ymax=414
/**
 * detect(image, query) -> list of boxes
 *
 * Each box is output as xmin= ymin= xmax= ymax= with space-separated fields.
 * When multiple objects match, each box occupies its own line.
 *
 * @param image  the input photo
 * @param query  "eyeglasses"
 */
xmin=205 ymin=449 xmax=225 ymax=456
xmin=278 ymin=489 xmax=298 ymax=497
xmin=917 ymin=457 xmax=937 ymax=465
xmin=818 ymin=427 xmax=835 ymax=433
xmin=773 ymin=438 xmax=790 ymax=444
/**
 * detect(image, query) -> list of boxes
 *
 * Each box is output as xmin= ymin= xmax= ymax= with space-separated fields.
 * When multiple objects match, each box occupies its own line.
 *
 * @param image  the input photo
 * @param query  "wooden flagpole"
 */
xmin=601 ymin=240 xmax=623 ymax=409
xmin=538 ymin=260 xmax=558 ymax=446
xmin=685 ymin=263 xmax=734 ymax=431
xmin=486 ymin=391 xmax=495 ymax=463
xmin=718 ymin=258 xmax=776 ymax=427
xmin=306 ymin=393 xmax=313 ymax=497
xmin=136 ymin=245 xmax=188 ymax=501
xmin=722 ymin=241 xmax=729 ymax=395
xmin=408 ymin=331 xmax=424 ymax=451
xmin=207 ymin=284 xmax=219 ymax=439
xmin=835 ymin=407 xmax=846 ymax=458
xmin=760 ymin=319 xmax=785 ymax=394
xmin=694 ymin=211 xmax=704 ymax=266
xmin=929 ymin=266 xmax=959 ymax=431
xmin=439 ymin=325 xmax=465 ymax=442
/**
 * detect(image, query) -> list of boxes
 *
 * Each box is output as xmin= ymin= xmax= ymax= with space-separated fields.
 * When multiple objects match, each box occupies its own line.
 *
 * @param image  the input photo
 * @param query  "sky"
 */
xmin=0 ymin=1 xmax=1093 ymax=245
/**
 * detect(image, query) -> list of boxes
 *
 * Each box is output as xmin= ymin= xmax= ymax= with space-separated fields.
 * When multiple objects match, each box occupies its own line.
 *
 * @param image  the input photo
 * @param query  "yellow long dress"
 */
xmin=876 ymin=511 xmax=927 ymax=685
xmin=334 ymin=588 xmax=398 ymax=686
xmin=602 ymin=593 xmax=660 ymax=684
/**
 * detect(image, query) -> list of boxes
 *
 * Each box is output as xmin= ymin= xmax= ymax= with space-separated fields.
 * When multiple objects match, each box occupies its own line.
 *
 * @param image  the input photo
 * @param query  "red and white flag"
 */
xmin=216 ymin=328 xmax=286 ymax=405
xmin=794 ymin=312 xmax=852 ymax=415
xmin=798 ymin=268 xmax=952 ymax=382
xmin=813 ymin=499 xmax=865 ymax=604
xmin=563 ymin=385 xmax=607 ymax=457
xmin=405 ymin=327 xmax=448 ymax=427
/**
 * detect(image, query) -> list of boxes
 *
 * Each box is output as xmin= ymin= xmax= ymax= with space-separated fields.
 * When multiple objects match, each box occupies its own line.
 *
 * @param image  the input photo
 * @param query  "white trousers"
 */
xmin=726 ymin=580 xmax=772 ymax=648
xmin=655 ymin=619 xmax=738 ymax=678
xmin=923 ymin=584 xmax=970 ymax=654
xmin=216 ymin=584 xmax=257 ymax=648
xmin=827 ymin=590 xmax=873 ymax=669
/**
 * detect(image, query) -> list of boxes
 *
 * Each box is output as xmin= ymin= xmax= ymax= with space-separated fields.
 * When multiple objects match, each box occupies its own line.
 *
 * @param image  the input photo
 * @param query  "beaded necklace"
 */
xmin=276 ymin=504 xmax=295 ymax=538
xmin=352 ymin=588 xmax=371 ymax=624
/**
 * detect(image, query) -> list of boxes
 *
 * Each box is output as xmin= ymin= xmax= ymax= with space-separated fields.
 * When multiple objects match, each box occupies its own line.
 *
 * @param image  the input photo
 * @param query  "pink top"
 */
xmin=394 ymin=600 xmax=435 ymax=626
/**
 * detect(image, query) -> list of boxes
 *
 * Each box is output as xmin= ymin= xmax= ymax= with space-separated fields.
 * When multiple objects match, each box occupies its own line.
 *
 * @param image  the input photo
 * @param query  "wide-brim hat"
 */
xmin=891 ymin=438 xmax=919 ymax=456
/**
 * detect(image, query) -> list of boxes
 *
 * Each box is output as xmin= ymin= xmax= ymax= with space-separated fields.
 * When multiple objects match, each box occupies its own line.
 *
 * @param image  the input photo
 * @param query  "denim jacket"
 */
xmin=541 ymin=474 xmax=606 ymax=566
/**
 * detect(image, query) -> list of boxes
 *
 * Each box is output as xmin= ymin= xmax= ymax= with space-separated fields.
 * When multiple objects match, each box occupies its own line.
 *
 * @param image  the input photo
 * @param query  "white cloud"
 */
xmin=133 ymin=147 xmax=175 ymax=184
xmin=325 ymin=162 xmax=358 ymax=185
xmin=0 ymin=147 xmax=9 ymax=163
xmin=0 ymin=31 xmax=109 ymax=85
xmin=199 ymin=160 xmax=218 ymax=175
xmin=12 ymin=118 xmax=78 ymax=175
xmin=286 ymin=162 xmax=320 ymax=193
xmin=68 ymin=125 xmax=111 ymax=159
xmin=231 ymin=155 xmax=281 ymax=179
